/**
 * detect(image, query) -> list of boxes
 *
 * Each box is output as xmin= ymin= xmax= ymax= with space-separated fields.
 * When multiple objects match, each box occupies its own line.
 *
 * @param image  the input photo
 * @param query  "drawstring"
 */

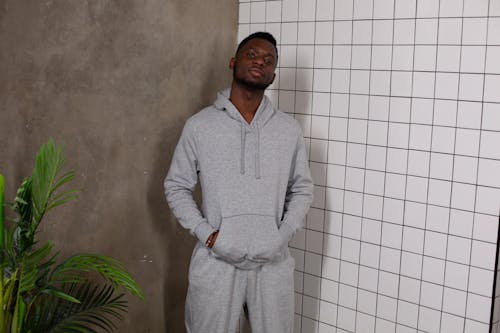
xmin=239 ymin=120 xmax=261 ymax=179
xmin=255 ymin=122 xmax=261 ymax=179
xmin=240 ymin=121 xmax=246 ymax=175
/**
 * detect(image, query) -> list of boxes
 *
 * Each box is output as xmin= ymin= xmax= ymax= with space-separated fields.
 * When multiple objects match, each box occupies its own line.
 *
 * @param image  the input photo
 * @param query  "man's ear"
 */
xmin=229 ymin=57 xmax=235 ymax=70
xmin=270 ymin=73 xmax=276 ymax=85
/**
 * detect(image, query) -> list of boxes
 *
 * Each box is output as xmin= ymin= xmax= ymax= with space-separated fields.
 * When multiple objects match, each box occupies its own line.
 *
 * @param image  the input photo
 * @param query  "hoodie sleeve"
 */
xmin=164 ymin=119 xmax=215 ymax=244
xmin=279 ymin=128 xmax=314 ymax=240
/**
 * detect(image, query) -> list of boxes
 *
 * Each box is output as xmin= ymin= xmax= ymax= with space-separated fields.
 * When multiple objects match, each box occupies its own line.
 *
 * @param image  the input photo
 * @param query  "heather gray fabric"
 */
xmin=165 ymin=88 xmax=313 ymax=269
xmin=185 ymin=243 xmax=295 ymax=333
xmin=164 ymin=88 xmax=313 ymax=332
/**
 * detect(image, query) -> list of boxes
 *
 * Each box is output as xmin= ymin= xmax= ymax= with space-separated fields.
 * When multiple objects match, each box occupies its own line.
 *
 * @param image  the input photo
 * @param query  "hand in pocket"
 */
xmin=249 ymin=224 xmax=293 ymax=262
xmin=211 ymin=232 xmax=247 ymax=264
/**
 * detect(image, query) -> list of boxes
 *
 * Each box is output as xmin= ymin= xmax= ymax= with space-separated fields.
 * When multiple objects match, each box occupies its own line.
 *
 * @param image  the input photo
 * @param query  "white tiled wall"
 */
xmin=238 ymin=0 xmax=500 ymax=332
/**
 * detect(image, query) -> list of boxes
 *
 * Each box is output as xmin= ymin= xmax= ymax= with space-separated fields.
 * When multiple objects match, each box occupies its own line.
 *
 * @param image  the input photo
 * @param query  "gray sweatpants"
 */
xmin=185 ymin=243 xmax=295 ymax=333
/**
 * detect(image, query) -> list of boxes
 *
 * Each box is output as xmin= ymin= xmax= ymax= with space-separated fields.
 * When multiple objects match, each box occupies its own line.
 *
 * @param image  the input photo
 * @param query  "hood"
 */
xmin=213 ymin=88 xmax=276 ymax=179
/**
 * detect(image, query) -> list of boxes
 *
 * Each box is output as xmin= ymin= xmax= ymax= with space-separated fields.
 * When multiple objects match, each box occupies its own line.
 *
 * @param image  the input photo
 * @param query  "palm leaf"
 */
xmin=26 ymin=283 xmax=128 ymax=333
xmin=50 ymin=255 xmax=144 ymax=300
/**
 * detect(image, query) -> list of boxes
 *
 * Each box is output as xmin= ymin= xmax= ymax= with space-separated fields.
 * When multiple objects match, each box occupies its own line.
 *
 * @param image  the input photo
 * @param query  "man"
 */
xmin=165 ymin=32 xmax=313 ymax=333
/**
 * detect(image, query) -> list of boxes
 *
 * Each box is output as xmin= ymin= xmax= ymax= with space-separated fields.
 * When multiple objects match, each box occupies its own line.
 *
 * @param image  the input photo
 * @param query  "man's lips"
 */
xmin=248 ymin=67 xmax=264 ymax=77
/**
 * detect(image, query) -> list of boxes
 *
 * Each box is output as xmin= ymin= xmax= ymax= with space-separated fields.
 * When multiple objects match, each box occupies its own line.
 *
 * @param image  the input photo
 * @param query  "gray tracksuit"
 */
xmin=165 ymin=89 xmax=313 ymax=332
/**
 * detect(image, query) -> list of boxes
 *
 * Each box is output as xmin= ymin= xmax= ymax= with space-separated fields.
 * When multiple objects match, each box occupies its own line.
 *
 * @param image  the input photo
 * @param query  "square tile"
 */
xmin=426 ymin=205 xmax=450 ymax=233
xmin=335 ymin=0 xmax=354 ymax=20
xmin=312 ymin=92 xmax=331 ymax=116
xmin=370 ymin=70 xmax=391 ymax=95
xmin=473 ymin=213 xmax=498 ymax=243
xmin=332 ymin=46 xmax=351 ymax=69
xmin=468 ymin=266 xmax=494 ymax=297
xmin=385 ymin=173 xmax=406 ymax=199
xmin=437 ymin=45 xmax=461 ymax=72
xmin=333 ymin=21 xmax=352 ymax=44
xmin=459 ymin=73 xmax=484 ymax=102
xmin=363 ymin=194 xmax=384 ymax=220
xmin=347 ymin=118 xmax=367 ymax=143
xmin=431 ymin=126 xmax=455 ymax=154
xmin=424 ymin=230 xmax=447 ymax=259
xmin=400 ymin=251 xmax=423 ymax=278
xmin=441 ymin=313 xmax=464 ymax=333
xmin=357 ymin=289 xmax=377 ymax=315
xmin=427 ymin=179 xmax=452 ymax=207
xmin=297 ymin=22 xmax=315 ymax=44
xmin=315 ymin=21 xmax=334 ymax=45
xmin=448 ymin=209 xmax=473 ymax=238
xmin=412 ymin=71 xmax=435 ymax=98
xmin=282 ymin=0 xmax=299 ymax=21
xmin=297 ymin=45 xmax=314 ymax=68
xmin=405 ymin=175 xmax=427 ymax=203
xmin=400 ymin=276 xmax=421 ymax=304
xmin=422 ymin=256 xmax=445 ymax=284
xmin=351 ymin=45 xmax=372 ymax=69
xmin=361 ymin=217 xmax=382 ymax=244
xmin=463 ymin=18 xmax=488 ymax=45
xmin=397 ymin=300 xmax=419 ymax=329
xmin=435 ymin=73 xmax=459 ymax=100
xmin=366 ymin=145 xmax=387 ymax=171
xmin=430 ymin=152 xmax=453 ymax=181
xmin=298 ymin=0 xmax=316 ymax=21
xmin=404 ymin=201 xmax=426 ymax=228
xmin=475 ymin=185 xmax=500 ymax=215
xmin=340 ymin=237 xmax=360 ymax=263
xmin=480 ymin=130 xmax=500 ymax=159
xmin=444 ymin=261 xmax=469 ymax=290
xmin=451 ymin=182 xmax=476 ymax=211
xmin=377 ymin=294 xmax=397 ymax=321
xmin=438 ymin=18 xmax=462 ymax=44
xmin=402 ymin=226 xmax=425 ymax=253
xmin=414 ymin=45 xmax=437 ymax=71
xmin=418 ymin=307 xmax=441 ymax=333
xmin=379 ymin=246 xmax=401 ymax=274
xmin=381 ymin=222 xmax=403 ymax=249
xmin=454 ymin=128 xmax=480 ymax=156
xmin=471 ymin=240 xmax=496 ymax=269
xmin=391 ymin=71 xmax=413 ymax=97
xmin=322 ymin=256 xmax=340 ymax=280
xmin=420 ymin=281 xmax=443 ymax=310
xmin=447 ymin=235 xmax=471 ymax=265
xmin=386 ymin=148 xmax=408 ymax=173
xmin=454 ymin=155 xmax=478 ymax=184
xmin=372 ymin=20 xmax=394 ymax=44
xmin=359 ymin=265 xmax=379 ymax=292
xmin=378 ymin=271 xmax=399 ymax=297
xmin=417 ymin=0 xmax=439 ymax=17
xmin=394 ymin=19 xmax=415 ymax=44
xmin=353 ymin=20 xmax=372 ymax=44
xmin=461 ymin=46 xmax=486 ymax=73
xmin=415 ymin=18 xmax=438 ymax=44
xmin=339 ymin=260 xmax=359 ymax=286
xmin=407 ymin=150 xmax=429 ymax=177
xmin=440 ymin=0 xmax=463 ymax=17
xmin=409 ymin=124 xmax=432 ymax=150
xmin=338 ymin=283 xmax=357 ymax=308
xmin=383 ymin=197 xmax=405 ymax=224
xmin=314 ymin=45 xmax=333 ymax=68
xmin=316 ymin=0 xmax=335 ymax=21
xmin=392 ymin=46 xmax=414 ymax=71
xmin=371 ymin=46 xmax=392 ymax=70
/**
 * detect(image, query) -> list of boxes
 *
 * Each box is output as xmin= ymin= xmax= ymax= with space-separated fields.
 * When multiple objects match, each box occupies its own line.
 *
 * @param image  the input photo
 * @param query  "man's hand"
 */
xmin=205 ymin=230 xmax=219 ymax=248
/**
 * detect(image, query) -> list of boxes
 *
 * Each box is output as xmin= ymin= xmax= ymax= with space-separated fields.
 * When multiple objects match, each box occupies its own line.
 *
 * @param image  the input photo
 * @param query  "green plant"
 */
xmin=0 ymin=140 xmax=144 ymax=333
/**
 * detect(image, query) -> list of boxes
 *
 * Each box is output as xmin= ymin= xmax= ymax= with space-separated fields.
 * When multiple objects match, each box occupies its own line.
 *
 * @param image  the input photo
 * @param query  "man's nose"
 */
xmin=252 ymin=56 xmax=265 ymax=66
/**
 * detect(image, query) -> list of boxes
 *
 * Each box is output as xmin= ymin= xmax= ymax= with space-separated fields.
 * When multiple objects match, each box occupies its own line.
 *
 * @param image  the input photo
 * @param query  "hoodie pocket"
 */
xmin=211 ymin=214 xmax=284 ymax=266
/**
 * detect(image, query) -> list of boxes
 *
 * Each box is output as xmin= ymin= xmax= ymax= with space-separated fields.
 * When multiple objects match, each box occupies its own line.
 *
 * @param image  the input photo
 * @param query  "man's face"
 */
xmin=230 ymin=38 xmax=277 ymax=90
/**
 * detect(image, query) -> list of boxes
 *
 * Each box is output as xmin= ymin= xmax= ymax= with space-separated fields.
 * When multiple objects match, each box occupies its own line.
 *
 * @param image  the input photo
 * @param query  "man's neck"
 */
xmin=229 ymin=81 xmax=265 ymax=124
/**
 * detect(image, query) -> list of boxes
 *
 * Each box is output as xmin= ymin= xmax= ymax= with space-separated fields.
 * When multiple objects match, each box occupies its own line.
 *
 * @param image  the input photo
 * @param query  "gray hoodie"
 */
xmin=164 ymin=89 xmax=313 ymax=269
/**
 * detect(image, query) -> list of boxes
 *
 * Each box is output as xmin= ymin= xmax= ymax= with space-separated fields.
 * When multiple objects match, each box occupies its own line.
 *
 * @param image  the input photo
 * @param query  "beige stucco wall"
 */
xmin=0 ymin=1 xmax=237 ymax=331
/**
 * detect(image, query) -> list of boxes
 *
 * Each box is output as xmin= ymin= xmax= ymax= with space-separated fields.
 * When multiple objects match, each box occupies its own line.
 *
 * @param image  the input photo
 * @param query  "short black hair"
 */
xmin=236 ymin=32 xmax=278 ymax=57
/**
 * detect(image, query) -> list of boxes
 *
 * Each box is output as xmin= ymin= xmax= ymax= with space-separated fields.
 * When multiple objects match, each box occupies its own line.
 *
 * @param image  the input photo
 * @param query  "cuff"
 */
xmin=278 ymin=222 xmax=295 ymax=244
xmin=193 ymin=220 xmax=216 ymax=244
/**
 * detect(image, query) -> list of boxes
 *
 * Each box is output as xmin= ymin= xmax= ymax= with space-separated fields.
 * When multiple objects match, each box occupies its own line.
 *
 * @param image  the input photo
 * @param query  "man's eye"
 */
xmin=247 ymin=51 xmax=256 ymax=58
xmin=264 ymin=58 xmax=273 ymax=65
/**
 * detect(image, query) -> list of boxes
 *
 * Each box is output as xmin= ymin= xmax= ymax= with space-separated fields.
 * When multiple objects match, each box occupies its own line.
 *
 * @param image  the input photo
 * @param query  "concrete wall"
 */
xmin=0 ymin=1 xmax=237 ymax=331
